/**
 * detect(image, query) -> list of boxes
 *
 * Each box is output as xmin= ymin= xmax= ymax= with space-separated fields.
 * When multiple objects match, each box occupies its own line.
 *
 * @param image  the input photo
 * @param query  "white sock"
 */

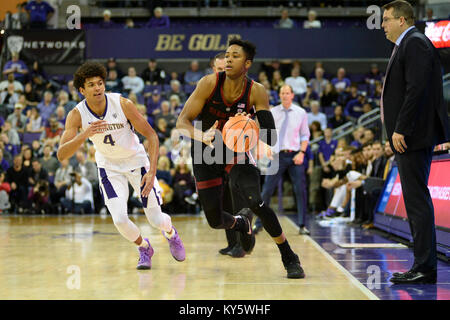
xmin=164 ymin=228 xmax=175 ymax=239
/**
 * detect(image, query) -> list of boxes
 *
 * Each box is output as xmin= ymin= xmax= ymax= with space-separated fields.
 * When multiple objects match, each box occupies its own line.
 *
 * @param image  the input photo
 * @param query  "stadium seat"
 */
xmin=22 ymin=132 xmax=42 ymax=146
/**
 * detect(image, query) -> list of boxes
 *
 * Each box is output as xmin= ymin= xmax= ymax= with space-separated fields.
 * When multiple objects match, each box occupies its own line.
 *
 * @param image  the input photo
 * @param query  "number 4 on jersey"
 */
xmin=103 ymin=134 xmax=115 ymax=146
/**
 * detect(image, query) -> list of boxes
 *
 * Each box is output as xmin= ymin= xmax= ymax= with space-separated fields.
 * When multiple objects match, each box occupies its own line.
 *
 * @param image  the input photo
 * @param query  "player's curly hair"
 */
xmin=228 ymin=37 xmax=256 ymax=62
xmin=73 ymin=61 xmax=107 ymax=92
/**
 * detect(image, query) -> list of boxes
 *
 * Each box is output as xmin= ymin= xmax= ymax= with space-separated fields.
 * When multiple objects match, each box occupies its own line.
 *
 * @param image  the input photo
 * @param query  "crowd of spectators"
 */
xmin=0 ymin=49 xmax=449 ymax=234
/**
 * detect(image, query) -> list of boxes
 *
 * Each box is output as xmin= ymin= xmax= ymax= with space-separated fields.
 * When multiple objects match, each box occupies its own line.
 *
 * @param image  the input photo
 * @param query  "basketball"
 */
xmin=222 ymin=114 xmax=259 ymax=153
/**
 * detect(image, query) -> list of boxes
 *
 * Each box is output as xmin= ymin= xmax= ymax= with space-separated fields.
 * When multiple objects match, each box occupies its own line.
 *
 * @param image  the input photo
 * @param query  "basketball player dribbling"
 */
xmin=57 ymin=62 xmax=185 ymax=270
xmin=177 ymin=38 xmax=304 ymax=278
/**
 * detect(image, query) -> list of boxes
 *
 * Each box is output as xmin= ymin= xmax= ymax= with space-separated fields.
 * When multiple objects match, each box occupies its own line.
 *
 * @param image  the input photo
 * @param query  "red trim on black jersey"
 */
xmin=246 ymin=79 xmax=254 ymax=115
xmin=196 ymin=177 xmax=223 ymax=190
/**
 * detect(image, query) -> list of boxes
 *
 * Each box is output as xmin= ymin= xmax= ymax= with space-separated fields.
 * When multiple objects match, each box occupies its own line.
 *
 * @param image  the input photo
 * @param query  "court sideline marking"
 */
xmin=285 ymin=217 xmax=380 ymax=300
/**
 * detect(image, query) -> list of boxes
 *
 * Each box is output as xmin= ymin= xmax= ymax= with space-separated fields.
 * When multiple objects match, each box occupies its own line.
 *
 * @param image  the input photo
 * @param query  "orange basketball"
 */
xmin=222 ymin=114 xmax=259 ymax=153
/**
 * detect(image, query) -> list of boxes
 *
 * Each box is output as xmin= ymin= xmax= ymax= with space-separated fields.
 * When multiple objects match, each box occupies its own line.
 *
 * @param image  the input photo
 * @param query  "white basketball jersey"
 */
xmin=76 ymin=93 xmax=149 ymax=171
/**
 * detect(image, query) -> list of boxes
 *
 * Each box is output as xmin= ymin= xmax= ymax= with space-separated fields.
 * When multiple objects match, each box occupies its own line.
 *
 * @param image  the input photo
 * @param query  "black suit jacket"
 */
xmin=383 ymin=27 xmax=450 ymax=152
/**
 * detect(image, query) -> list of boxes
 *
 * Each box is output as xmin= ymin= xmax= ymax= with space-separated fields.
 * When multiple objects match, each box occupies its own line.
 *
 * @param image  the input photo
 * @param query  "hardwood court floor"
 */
xmin=0 ymin=214 xmax=377 ymax=300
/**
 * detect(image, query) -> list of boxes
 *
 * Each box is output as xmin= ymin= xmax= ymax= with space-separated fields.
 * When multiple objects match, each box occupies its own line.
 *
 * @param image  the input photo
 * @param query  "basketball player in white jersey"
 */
xmin=57 ymin=62 xmax=185 ymax=269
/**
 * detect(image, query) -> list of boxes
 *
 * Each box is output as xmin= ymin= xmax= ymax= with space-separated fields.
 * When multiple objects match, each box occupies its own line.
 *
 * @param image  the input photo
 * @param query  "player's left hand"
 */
xmin=293 ymin=152 xmax=304 ymax=165
xmin=392 ymin=132 xmax=407 ymax=153
xmin=140 ymin=172 xmax=155 ymax=197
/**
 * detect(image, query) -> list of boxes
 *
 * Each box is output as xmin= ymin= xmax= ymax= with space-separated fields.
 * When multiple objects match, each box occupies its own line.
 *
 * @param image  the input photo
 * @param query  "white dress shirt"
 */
xmin=271 ymin=103 xmax=310 ymax=153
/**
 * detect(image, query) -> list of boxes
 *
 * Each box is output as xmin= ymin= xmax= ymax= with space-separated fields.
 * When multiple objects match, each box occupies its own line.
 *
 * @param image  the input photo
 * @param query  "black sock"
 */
xmin=277 ymin=240 xmax=296 ymax=262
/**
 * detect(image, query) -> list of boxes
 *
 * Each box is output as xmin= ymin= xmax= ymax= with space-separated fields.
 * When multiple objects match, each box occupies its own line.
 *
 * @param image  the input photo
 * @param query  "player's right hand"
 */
xmin=84 ymin=120 xmax=108 ymax=138
xmin=202 ymin=120 xmax=218 ymax=148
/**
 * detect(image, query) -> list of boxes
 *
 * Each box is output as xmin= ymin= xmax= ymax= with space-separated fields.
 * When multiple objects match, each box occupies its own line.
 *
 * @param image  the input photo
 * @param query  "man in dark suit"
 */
xmin=381 ymin=1 xmax=450 ymax=284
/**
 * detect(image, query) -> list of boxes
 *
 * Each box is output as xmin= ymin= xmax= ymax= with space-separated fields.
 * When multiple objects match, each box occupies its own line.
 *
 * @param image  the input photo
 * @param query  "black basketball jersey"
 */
xmin=192 ymin=71 xmax=256 ymax=167
xmin=197 ymin=71 xmax=255 ymax=132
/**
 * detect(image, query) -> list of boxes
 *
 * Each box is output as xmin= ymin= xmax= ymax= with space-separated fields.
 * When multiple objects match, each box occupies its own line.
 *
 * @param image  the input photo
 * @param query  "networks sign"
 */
xmin=23 ymin=40 xmax=86 ymax=50
xmin=6 ymin=30 xmax=86 ymax=64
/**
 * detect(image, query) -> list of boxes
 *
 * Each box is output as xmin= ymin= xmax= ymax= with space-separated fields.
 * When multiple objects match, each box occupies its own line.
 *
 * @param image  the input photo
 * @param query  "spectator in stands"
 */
xmin=2 ymin=121 xmax=21 ymax=147
xmin=141 ymin=59 xmax=166 ymax=85
xmin=365 ymin=63 xmax=383 ymax=86
xmin=155 ymin=118 xmax=171 ymax=144
xmin=274 ymin=9 xmax=294 ymax=29
xmin=318 ymin=127 xmax=338 ymax=166
xmin=29 ymin=158 xmax=49 ymax=193
xmin=169 ymin=94 xmax=184 ymax=116
xmin=350 ymin=126 xmax=365 ymax=148
xmin=320 ymin=83 xmax=338 ymax=108
xmin=55 ymin=106 xmax=67 ymax=127
xmin=121 ymin=67 xmax=144 ymax=95
xmin=258 ymin=71 xmax=269 ymax=84
xmin=0 ymin=170 xmax=11 ymax=213
xmin=284 ymin=68 xmax=307 ymax=100
xmin=309 ymin=121 xmax=323 ymax=140
xmin=362 ymin=102 xmax=372 ymax=115
xmin=25 ymin=0 xmax=54 ymax=29
xmin=26 ymin=106 xmax=44 ymax=133
xmin=0 ymin=149 xmax=10 ymax=172
xmin=1 ymin=83 xmax=20 ymax=114
xmin=424 ymin=8 xmax=436 ymax=21
xmin=37 ymin=91 xmax=56 ymax=124
xmin=307 ymin=100 xmax=327 ymax=130
xmin=24 ymin=82 xmax=40 ymax=108
xmin=168 ymin=71 xmax=181 ymax=85
xmin=61 ymin=171 xmax=94 ymax=214
xmin=271 ymin=70 xmax=285 ymax=93
xmin=7 ymin=103 xmax=27 ymax=134
xmin=262 ymin=79 xmax=279 ymax=106
xmin=10 ymin=2 xmax=29 ymax=30
xmin=184 ymin=61 xmax=204 ymax=86
xmin=31 ymin=140 xmax=42 ymax=158
xmin=128 ymin=92 xmax=146 ymax=113
xmin=360 ymin=128 xmax=375 ymax=145
xmin=339 ymin=84 xmax=358 ymax=107
xmin=57 ymin=90 xmax=76 ymax=114
xmin=98 ymin=10 xmax=117 ymax=29
xmin=0 ymin=74 xmax=24 ymax=93
xmin=21 ymin=146 xmax=33 ymax=171
xmin=173 ymin=160 xmax=196 ymax=212
xmin=345 ymin=91 xmax=367 ymax=120
xmin=42 ymin=115 xmax=63 ymax=146
xmin=40 ymin=144 xmax=58 ymax=178
xmin=300 ymin=84 xmax=319 ymax=109
xmin=28 ymin=61 xmax=48 ymax=84
xmin=156 ymin=155 xmax=173 ymax=186
xmin=105 ymin=69 xmax=123 ymax=94
xmin=328 ymin=105 xmax=346 ymax=129
xmin=73 ymin=150 xmax=98 ymax=187
xmin=167 ymin=80 xmax=187 ymax=103
xmin=2 ymin=53 xmax=29 ymax=84
xmin=331 ymin=68 xmax=351 ymax=93
xmin=6 ymin=155 xmax=29 ymax=213
xmin=155 ymin=100 xmax=177 ymax=130
xmin=105 ymin=58 xmax=125 ymax=79
xmin=290 ymin=60 xmax=308 ymax=80
xmin=1 ymin=133 xmax=20 ymax=158
xmin=52 ymin=157 xmax=72 ymax=202
xmin=308 ymin=67 xmax=329 ymax=97
xmin=147 ymin=88 xmax=162 ymax=119
xmin=303 ymin=10 xmax=321 ymax=29
xmin=146 ymin=7 xmax=170 ymax=28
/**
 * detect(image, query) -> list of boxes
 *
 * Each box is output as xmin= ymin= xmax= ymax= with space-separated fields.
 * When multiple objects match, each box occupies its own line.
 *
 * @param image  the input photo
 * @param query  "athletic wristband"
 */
xmin=256 ymin=110 xmax=277 ymax=146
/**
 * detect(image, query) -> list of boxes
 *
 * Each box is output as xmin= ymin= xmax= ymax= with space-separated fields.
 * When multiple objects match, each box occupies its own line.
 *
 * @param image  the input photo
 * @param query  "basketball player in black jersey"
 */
xmin=177 ymin=38 xmax=304 ymax=278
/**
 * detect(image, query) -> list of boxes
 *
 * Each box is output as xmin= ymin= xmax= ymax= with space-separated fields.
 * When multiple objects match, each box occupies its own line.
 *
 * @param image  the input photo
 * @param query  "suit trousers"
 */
xmin=395 ymin=146 xmax=437 ymax=272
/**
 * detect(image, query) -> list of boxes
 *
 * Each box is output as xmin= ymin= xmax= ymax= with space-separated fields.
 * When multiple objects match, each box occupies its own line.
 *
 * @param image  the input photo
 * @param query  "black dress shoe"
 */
xmin=390 ymin=270 xmax=437 ymax=284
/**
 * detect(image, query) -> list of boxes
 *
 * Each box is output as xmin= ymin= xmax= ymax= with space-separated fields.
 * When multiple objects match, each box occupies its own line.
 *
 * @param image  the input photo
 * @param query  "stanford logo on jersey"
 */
xmin=237 ymin=103 xmax=246 ymax=113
